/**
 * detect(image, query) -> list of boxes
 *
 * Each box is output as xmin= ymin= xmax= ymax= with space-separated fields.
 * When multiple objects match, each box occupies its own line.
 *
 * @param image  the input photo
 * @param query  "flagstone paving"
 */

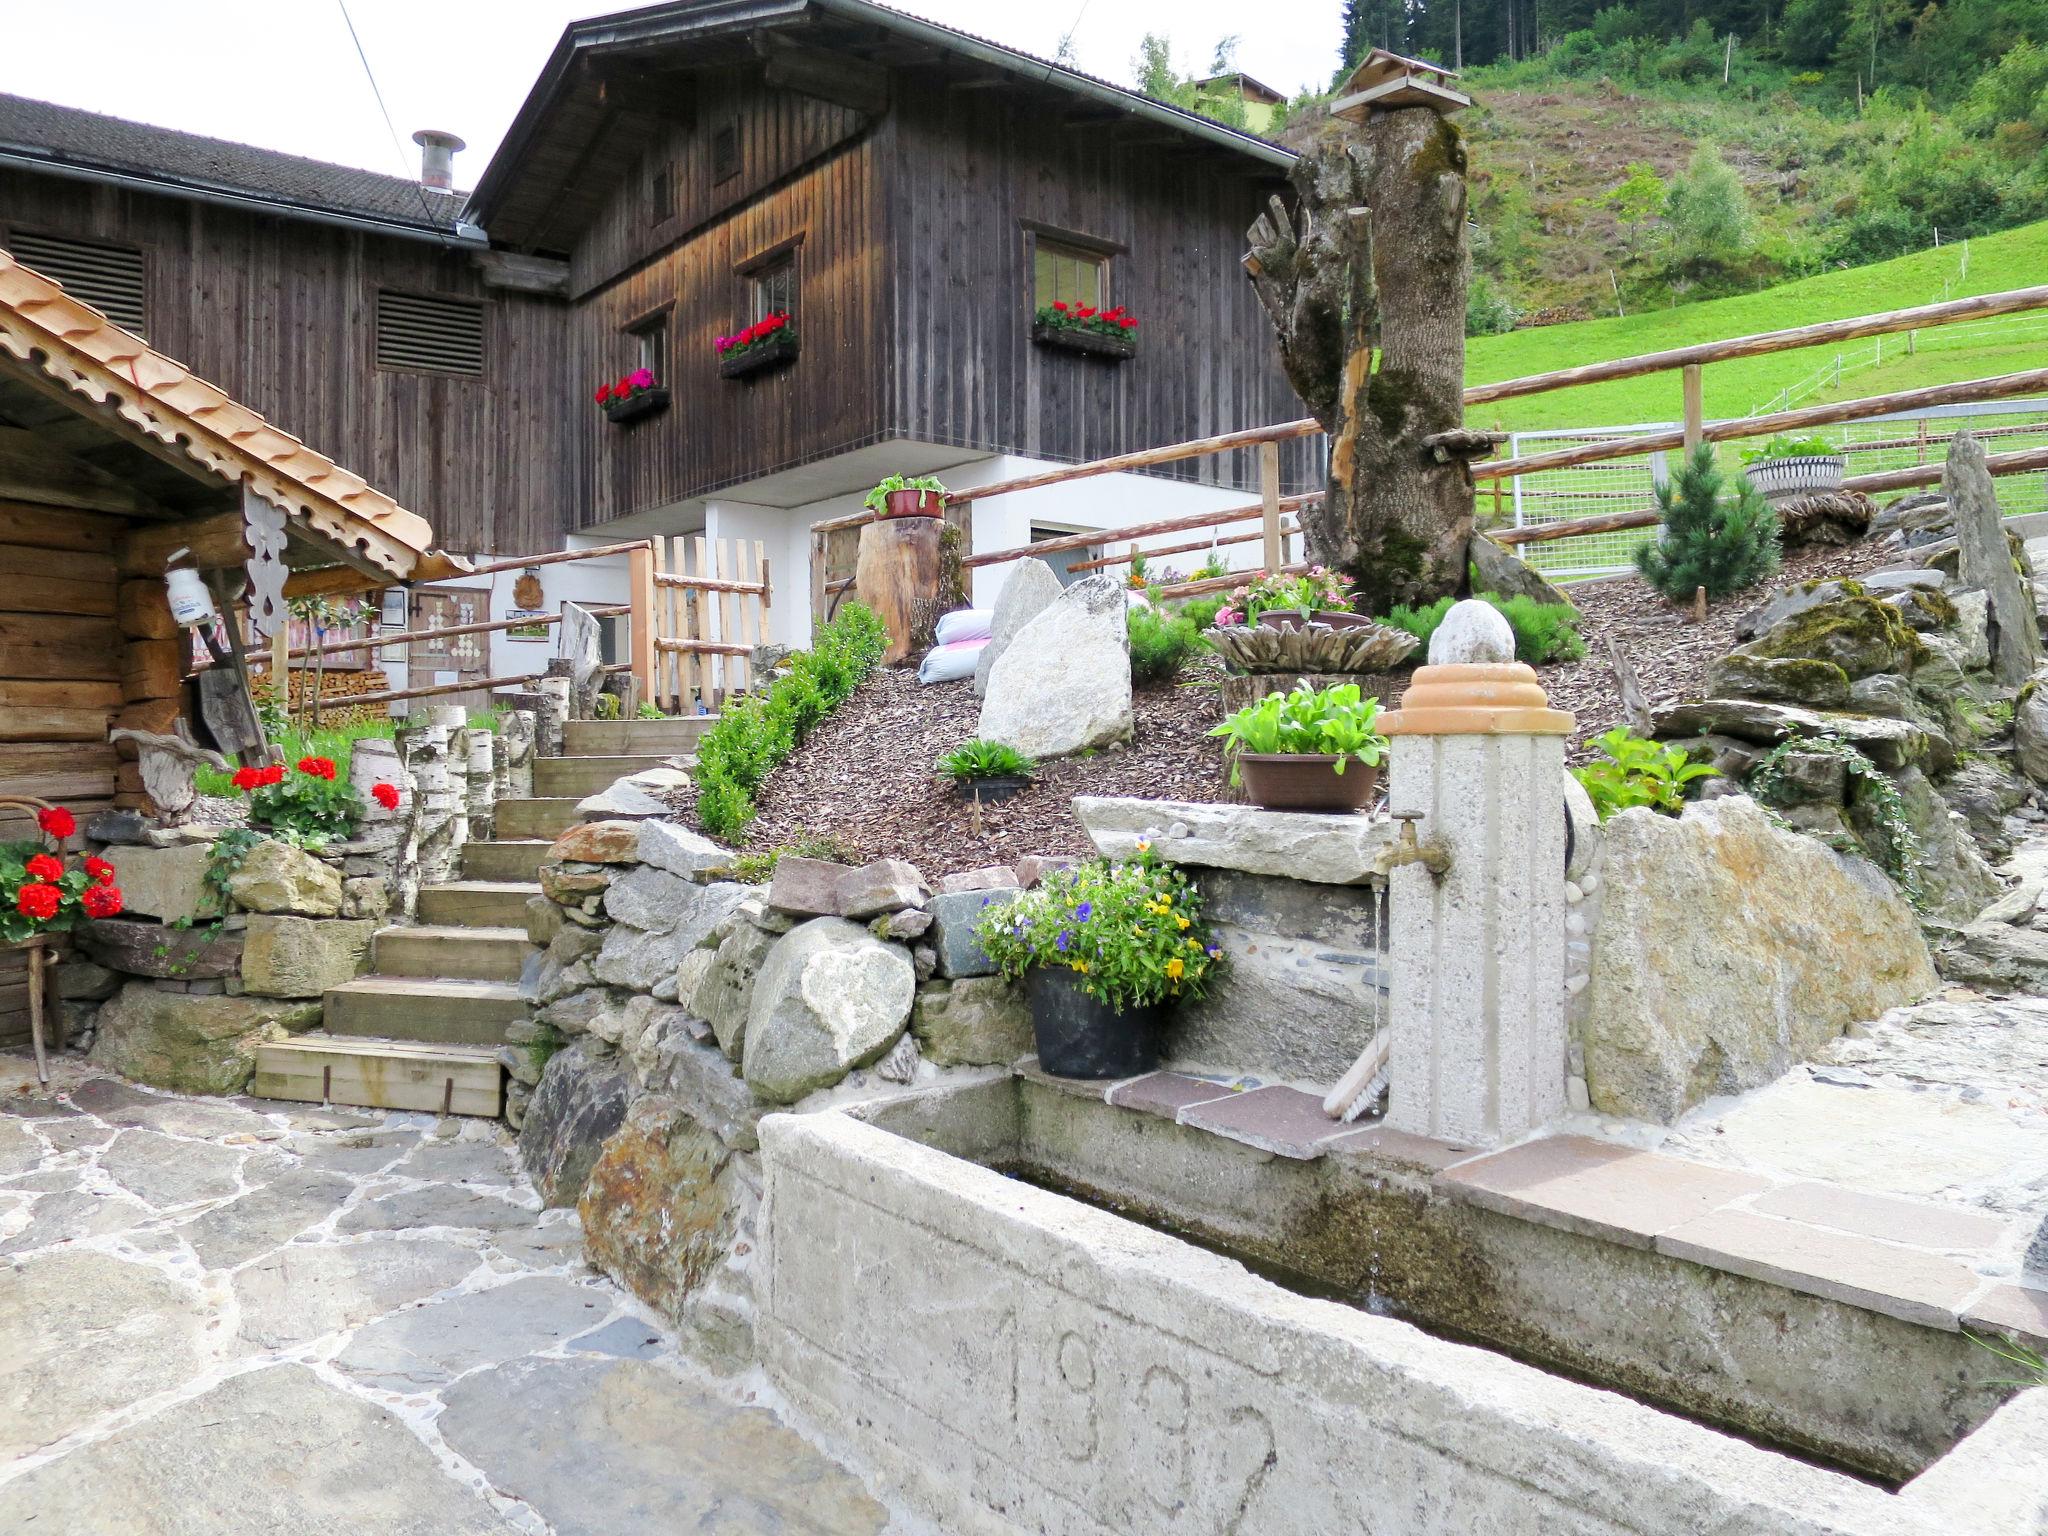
xmin=0 ymin=1054 xmax=897 ymax=1536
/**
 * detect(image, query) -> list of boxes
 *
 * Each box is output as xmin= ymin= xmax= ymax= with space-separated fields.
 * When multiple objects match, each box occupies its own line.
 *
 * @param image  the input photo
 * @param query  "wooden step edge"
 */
xmin=259 ymin=1034 xmax=503 ymax=1063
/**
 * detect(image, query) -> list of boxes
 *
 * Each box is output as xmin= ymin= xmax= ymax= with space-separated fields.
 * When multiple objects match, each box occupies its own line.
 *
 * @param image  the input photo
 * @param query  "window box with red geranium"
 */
xmin=594 ymin=367 xmax=670 ymax=426
xmin=1032 ymin=302 xmax=1139 ymax=361
xmin=716 ymin=312 xmax=798 ymax=379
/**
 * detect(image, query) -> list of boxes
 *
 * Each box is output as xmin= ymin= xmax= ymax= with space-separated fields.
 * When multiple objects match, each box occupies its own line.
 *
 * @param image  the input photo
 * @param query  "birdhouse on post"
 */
xmin=1331 ymin=48 xmax=1472 ymax=120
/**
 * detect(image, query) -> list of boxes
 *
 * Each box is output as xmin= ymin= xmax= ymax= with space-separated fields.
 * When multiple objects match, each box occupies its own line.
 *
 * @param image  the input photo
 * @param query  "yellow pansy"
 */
xmin=1176 ymin=915 xmax=1190 ymax=930
xmin=1072 ymin=959 xmax=1090 ymax=974
xmin=1186 ymin=936 xmax=1202 ymax=950
xmin=1165 ymin=957 xmax=1185 ymax=980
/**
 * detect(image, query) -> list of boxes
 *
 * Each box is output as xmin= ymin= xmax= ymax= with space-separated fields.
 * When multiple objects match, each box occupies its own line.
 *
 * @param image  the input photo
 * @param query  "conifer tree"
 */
xmin=1636 ymin=443 xmax=1782 ymax=602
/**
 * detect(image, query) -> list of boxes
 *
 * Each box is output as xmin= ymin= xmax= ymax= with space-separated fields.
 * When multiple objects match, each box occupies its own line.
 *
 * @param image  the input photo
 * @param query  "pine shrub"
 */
xmin=1636 ymin=443 xmax=1781 ymax=603
xmin=1381 ymin=593 xmax=1587 ymax=664
xmin=1126 ymin=606 xmax=1206 ymax=685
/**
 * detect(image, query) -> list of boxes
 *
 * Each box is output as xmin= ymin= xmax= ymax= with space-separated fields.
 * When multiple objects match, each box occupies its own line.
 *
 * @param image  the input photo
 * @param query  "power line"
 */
xmin=334 ymin=0 xmax=450 ymax=241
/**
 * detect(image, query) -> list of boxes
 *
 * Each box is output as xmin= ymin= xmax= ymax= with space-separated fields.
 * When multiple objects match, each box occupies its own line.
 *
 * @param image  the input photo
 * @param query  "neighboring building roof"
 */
xmin=0 ymin=92 xmax=478 ymax=243
xmin=0 ymin=246 xmax=457 ymax=585
xmin=1192 ymin=72 xmax=1289 ymax=106
xmin=470 ymin=0 xmax=1294 ymax=238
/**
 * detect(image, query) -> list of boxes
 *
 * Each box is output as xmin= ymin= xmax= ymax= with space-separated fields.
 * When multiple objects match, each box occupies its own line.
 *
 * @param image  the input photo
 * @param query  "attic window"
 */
xmin=712 ymin=122 xmax=740 ymax=184
xmin=650 ymin=164 xmax=675 ymax=224
xmin=6 ymin=231 xmax=147 ymax=336
xmin=749 ymin=252 xmax=798 ymax=324
xmin=375 ymin=290 xmax=486 ymax=376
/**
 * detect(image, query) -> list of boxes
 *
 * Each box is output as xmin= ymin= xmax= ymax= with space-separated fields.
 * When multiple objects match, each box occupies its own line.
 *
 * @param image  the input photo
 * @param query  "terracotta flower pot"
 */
xmin=1236 ymin=753 xmax=1379 ymax=813
xmin=1255 ymin=610 xmax=1371 ymax=632
xmin=883 ymin=489 xmax=945 ymax=519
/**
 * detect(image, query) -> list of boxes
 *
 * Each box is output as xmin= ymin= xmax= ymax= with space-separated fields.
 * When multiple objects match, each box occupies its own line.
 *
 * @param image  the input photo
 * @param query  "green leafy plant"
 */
xmin=1208 ymin=682 xmax=1387 ymax=785
xmin=636 ymin=701 xmax=667 ymax=719
xmin=1966 ymin=1330 xmax=2048 ymax=1388
xmin=593 ymin=693 xmax=623 ymax=720
xmin=937 ymin=740 xmax=1036 ymax=783
xmin=975 ymin=848 xmax=1221 ymax=1011
xmin=1381 ymin=593 xmax=1588 ymax=664
xmin=1126 ymin=606 xmax=1206 ymax=685
xmin=1573 ymin=728 xmax=1717 ymax=819
xmin=730 ymin=828 xmax=862 ymax=884
xmin=1637 ymin=442 xmax=1781 ymax=603
xmin=0 ymin=811 xmax=124 ymax=945
xmin=196 ymin=719 xmax=396 ymax=798
xmin=1748 ymin=731 xmax=1924 ymax=906
xmin=693 ymin=604 xmax=888 ymax=839
xmin=863 ymin=474 xmax=948 ymax=515
xmin=228 ymin=756 xmax=361 ymax=848
xmin=1177 ymin=594 xmax=1231 ymax=630
xmin=1211 ymin=567 xmax=1357 ymax=626
xmin=1740 ymin=434 xmax=1839 ymax=462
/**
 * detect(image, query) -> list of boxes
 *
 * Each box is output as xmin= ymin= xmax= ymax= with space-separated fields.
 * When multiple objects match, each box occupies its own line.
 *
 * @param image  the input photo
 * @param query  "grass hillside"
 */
xmin=1464 ymin=219 xmax=2048 ymax=433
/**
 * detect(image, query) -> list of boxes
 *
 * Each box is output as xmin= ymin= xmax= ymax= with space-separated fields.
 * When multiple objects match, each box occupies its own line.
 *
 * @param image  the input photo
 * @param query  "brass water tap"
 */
xmin=1385 ymin=811 xmax=1452 ymax=878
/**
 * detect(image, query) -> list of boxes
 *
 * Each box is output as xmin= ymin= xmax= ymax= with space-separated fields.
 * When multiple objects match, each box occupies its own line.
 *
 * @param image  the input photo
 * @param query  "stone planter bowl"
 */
xmin=1744 ymin=454 xmax=1845 ymax=503
xmin=1235 ymin=754 xmax=1379 ymax=813
xmin=1208 ymin=619 xmax=1418 ymax=676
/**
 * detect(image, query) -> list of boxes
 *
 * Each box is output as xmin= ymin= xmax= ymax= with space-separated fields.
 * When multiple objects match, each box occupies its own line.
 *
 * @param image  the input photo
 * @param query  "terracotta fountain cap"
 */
xmin=1381 ymin=662 xmax=1575 ymax=737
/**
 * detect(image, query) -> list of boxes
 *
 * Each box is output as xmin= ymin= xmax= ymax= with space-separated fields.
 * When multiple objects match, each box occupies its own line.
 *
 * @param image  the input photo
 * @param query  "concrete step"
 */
xmin=462 ymin=839 xmax=552 ymax=882
xmin=565 ymin=717 xmax=716 ymax=756
xmin=495 ymin=798 xmax=584 ymax=840
xmin=533 ymin=754 xmax=690 ymax=799
xmin=252 ymin=1034 xmax=502 ymax=1117
xmin=375 ymin=924 xmax=530 ymax=982
xmin=323 ymin=976 xmax=529 ymax=1045
xmin=417 ymin=881 xmax=541 ymax=929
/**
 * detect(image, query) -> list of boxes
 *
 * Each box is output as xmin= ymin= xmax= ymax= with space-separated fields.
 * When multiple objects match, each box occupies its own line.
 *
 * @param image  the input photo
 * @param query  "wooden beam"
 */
xmin=0 ymin=426 xmax=147 ymax=514
xmin=757 ymin=35 xmax=890 ymax=114
xmin=117 ymin=510 xmax=250 ymax=577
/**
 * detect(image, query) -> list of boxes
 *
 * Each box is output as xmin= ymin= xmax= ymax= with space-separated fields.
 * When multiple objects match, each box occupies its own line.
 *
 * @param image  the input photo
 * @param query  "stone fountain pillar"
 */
xmin=1380 ymin=603 xmax=1574 ymax=1147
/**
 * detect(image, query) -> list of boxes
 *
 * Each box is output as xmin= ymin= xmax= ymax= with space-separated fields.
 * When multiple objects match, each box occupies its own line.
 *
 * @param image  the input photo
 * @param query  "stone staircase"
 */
xmin=252 ymin=716 xmax=714 ymax=1115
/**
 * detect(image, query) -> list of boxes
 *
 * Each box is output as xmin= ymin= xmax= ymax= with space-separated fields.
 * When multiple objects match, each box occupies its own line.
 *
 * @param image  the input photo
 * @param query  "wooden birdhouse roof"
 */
xmin=1332 ymin=48 xmax=1473 ymax=120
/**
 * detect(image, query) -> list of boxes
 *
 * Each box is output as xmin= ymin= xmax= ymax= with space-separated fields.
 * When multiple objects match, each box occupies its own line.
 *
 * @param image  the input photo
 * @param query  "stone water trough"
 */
xmin=757 ymin=1082 xmax=2045 ymax=1536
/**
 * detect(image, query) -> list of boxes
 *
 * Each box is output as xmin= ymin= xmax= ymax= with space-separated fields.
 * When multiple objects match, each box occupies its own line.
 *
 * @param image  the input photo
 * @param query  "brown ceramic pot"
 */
xmin=883 ymin=489 xmax=945 ymax=519
xmin=1235 ymin=753 xmax=1379 ymax=813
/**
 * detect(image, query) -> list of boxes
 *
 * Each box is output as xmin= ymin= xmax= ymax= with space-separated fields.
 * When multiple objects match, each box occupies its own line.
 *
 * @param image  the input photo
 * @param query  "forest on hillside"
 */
xmin=1135 ymin=0 xmax=2048 ymax=327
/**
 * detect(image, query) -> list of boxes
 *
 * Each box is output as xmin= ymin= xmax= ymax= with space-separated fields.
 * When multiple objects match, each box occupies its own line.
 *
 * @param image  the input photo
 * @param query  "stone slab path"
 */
xmin=0 ymin=1054 xmax=897 ymax=1536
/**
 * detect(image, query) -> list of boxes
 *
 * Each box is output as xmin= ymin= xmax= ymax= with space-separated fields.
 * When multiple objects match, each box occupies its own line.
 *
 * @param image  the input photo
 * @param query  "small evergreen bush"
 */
xmin=1636 ymin=443 xmax=1781 ymax=603
xmin=1381 ymin=593 xmax=1588 ymax=664
xmin=693 ymin=603 xmax=887 ymax=839
xmin=1127 ymin=606 xmax=1206 ymax=685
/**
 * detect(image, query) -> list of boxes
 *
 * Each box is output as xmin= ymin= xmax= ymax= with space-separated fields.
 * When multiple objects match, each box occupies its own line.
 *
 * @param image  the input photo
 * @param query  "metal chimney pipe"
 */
xmin=410 ymin=129 xmax=466 ymax=191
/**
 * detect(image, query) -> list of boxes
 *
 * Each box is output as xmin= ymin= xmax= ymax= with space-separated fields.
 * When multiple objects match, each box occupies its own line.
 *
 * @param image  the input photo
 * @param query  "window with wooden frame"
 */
xmin=374 ymin=289 xmax=486 ymax=376
xmin=650 ymin=162 xmax=675 ymax=224
xmin=5 ymin=230 xmax=148 ymax=335
xmin=1033 ymin=236 xmax=1109 ymax=312
xmin=711 ymin=121 xmax=740 ymax=184
xmin=628 ymin=309 xmax=670 ymax=380
xmin=748 ymin=252 xmax=798 ymax=325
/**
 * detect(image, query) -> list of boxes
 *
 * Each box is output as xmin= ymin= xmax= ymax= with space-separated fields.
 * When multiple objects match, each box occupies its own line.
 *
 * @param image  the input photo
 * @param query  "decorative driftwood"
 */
xmin=1207 ymin=619 xmax=1419 ymax=676
xmin=1775 ymin=490 xmax=1877 ymax=548
xmin=107 ymin=723 xmax=231 ymax=826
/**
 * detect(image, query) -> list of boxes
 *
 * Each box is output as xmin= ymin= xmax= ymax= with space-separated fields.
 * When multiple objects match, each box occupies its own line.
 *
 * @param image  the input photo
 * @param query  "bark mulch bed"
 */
xmin=716 ymin=540 xmax=1904 ymax=873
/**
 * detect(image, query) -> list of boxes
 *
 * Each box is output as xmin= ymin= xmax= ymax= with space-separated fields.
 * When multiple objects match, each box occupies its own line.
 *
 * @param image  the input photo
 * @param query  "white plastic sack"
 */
xmin=935 ymin=608 xmax=993 ymax=645
xmin=918 ymin=638 xmax=986 ymax=685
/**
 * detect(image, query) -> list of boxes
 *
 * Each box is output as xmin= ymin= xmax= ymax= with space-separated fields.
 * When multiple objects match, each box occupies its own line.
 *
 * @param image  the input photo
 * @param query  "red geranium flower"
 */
xmin=296 ymin=756 xmax=337 ymax=781
xmin=84 ymin=855 xmax=115 ymax=885
xmin=595 ymin=383 xmax=612 ymax=404
xmin=36 ymin=807 xmax=74 ymax=840
xmin=81 ymin=883 xmax=123 ymax=919
xmin=15 ymin=883 xmax=60 ymax=921
xmin=371 ymin=782 xmax=401 ymax=810
xmin=24 ymin=853 xmax=62 ymax=882
xmin=1120 ymin=317 xmax=1138 ymax=329
xmin=231 ymin=765 xmax=262 ymax=792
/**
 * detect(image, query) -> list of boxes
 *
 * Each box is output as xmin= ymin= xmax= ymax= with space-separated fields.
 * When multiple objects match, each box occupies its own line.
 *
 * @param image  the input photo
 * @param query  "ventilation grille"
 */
xmin=375 ymin=290 xmax=485 ymax=376
xmin=6 ymin=231 xmax=147 ymax=335
xmin=712 ymin=122 xmax=740 ymax=183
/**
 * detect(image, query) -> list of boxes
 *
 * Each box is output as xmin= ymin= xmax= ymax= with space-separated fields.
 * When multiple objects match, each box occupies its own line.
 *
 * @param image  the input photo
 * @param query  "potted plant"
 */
xmin=937 ymin=739 xmax=1035 ymax=802
xmin=1212 ymin=568 xmax=1367 ymax=632
xmin=975 ymin=848 xmax=1222 ymax=1078
xmin=864 ymin=473 xmax=948 ymax=520
xmin=228 ymin=756 xmax=363 ymax=848
xmin=1031 ymin=301 xmax=1140 ymax=362
xmin=1208 ymin=681 xmax=1388 ymax=813
xmin=594 ymin=368 xmax=669 ymax=425
xmin=1737 ymin=435 xmax=1845 ymax=501
xmin=716 ymin=312 xmax=798 ymax=379
xmin=1 ymin=803 xmax=124 ymax=945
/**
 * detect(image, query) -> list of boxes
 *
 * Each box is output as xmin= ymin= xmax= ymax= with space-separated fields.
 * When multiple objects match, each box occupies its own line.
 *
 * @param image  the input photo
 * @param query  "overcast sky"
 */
xmin=0 ymin=1 xmax=1341 ymax=186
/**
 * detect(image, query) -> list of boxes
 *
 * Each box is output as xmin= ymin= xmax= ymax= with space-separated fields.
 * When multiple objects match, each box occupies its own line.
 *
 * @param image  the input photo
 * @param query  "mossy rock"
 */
xmin=1703 ymin=654 xmax=1851 ymax=709
xmin=1891 ymin=588 xmax=1959 ymax=631
xmin=1738 ymin=595 xmax=1927 ymax=681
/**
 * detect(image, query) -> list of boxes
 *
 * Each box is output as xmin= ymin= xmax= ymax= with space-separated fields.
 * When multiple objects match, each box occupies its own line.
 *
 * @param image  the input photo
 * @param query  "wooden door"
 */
xmin=409 ymin=586 xmax=492 ymax=713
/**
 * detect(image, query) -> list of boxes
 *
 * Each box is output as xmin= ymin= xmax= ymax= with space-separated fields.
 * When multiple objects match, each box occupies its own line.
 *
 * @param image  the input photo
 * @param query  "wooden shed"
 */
xmin=0 ymin=247 xmax=461 ymax=1041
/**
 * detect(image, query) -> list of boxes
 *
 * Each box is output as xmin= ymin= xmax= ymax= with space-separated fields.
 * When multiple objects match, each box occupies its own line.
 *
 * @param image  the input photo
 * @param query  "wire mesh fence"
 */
xmin=1496 ymin=399 xmax=2048 ymax=579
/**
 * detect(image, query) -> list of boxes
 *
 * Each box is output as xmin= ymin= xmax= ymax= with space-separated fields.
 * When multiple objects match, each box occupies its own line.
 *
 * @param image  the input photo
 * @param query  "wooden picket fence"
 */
xmin=645 ymin=535 xmax=772 ymax=711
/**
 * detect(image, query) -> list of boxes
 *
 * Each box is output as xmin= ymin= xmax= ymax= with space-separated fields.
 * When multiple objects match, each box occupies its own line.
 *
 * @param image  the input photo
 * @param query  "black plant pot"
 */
xmin=719 ymin=330 xmax=800 ymax=379
xmin=955 ymin=773 xmax=1031 ymax=803
xmin=1030 ymin=320 xmax=1136 ymax=361
xmin=1025 ymin=966 xmax=1164 ymax=1079
xmin=603 ymin=386 xmax=670 ymax=425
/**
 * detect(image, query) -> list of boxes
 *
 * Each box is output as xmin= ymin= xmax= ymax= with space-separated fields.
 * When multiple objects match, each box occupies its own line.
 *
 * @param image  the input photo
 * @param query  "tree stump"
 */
xmin=855 ymin=517 xmax=944 ymax=666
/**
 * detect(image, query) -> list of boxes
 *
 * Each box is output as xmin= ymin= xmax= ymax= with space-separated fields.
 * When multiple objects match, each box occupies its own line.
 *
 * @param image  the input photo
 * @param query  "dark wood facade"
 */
xmin=0 ymin=167 xmax=570 ymax=557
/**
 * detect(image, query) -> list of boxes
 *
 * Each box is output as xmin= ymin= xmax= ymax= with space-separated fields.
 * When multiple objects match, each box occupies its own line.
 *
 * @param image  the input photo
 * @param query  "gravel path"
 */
xmin=0 ymin=1056 xmax=897 ymax=1536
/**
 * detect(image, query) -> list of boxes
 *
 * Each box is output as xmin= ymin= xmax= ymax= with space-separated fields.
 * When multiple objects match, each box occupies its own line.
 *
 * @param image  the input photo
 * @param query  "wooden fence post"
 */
xmin=1259 ymin=441 xmax=1283 ymax=573
xmin=1681 ymin=364 xmax=1704 ymax=456
xmin=626 ymin=541 xmax=656 ymax=709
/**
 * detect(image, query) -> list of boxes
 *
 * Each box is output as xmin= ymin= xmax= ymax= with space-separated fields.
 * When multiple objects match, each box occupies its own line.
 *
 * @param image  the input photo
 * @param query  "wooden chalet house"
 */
xmin=0 ymin=0 xmax=1311 ymax=676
